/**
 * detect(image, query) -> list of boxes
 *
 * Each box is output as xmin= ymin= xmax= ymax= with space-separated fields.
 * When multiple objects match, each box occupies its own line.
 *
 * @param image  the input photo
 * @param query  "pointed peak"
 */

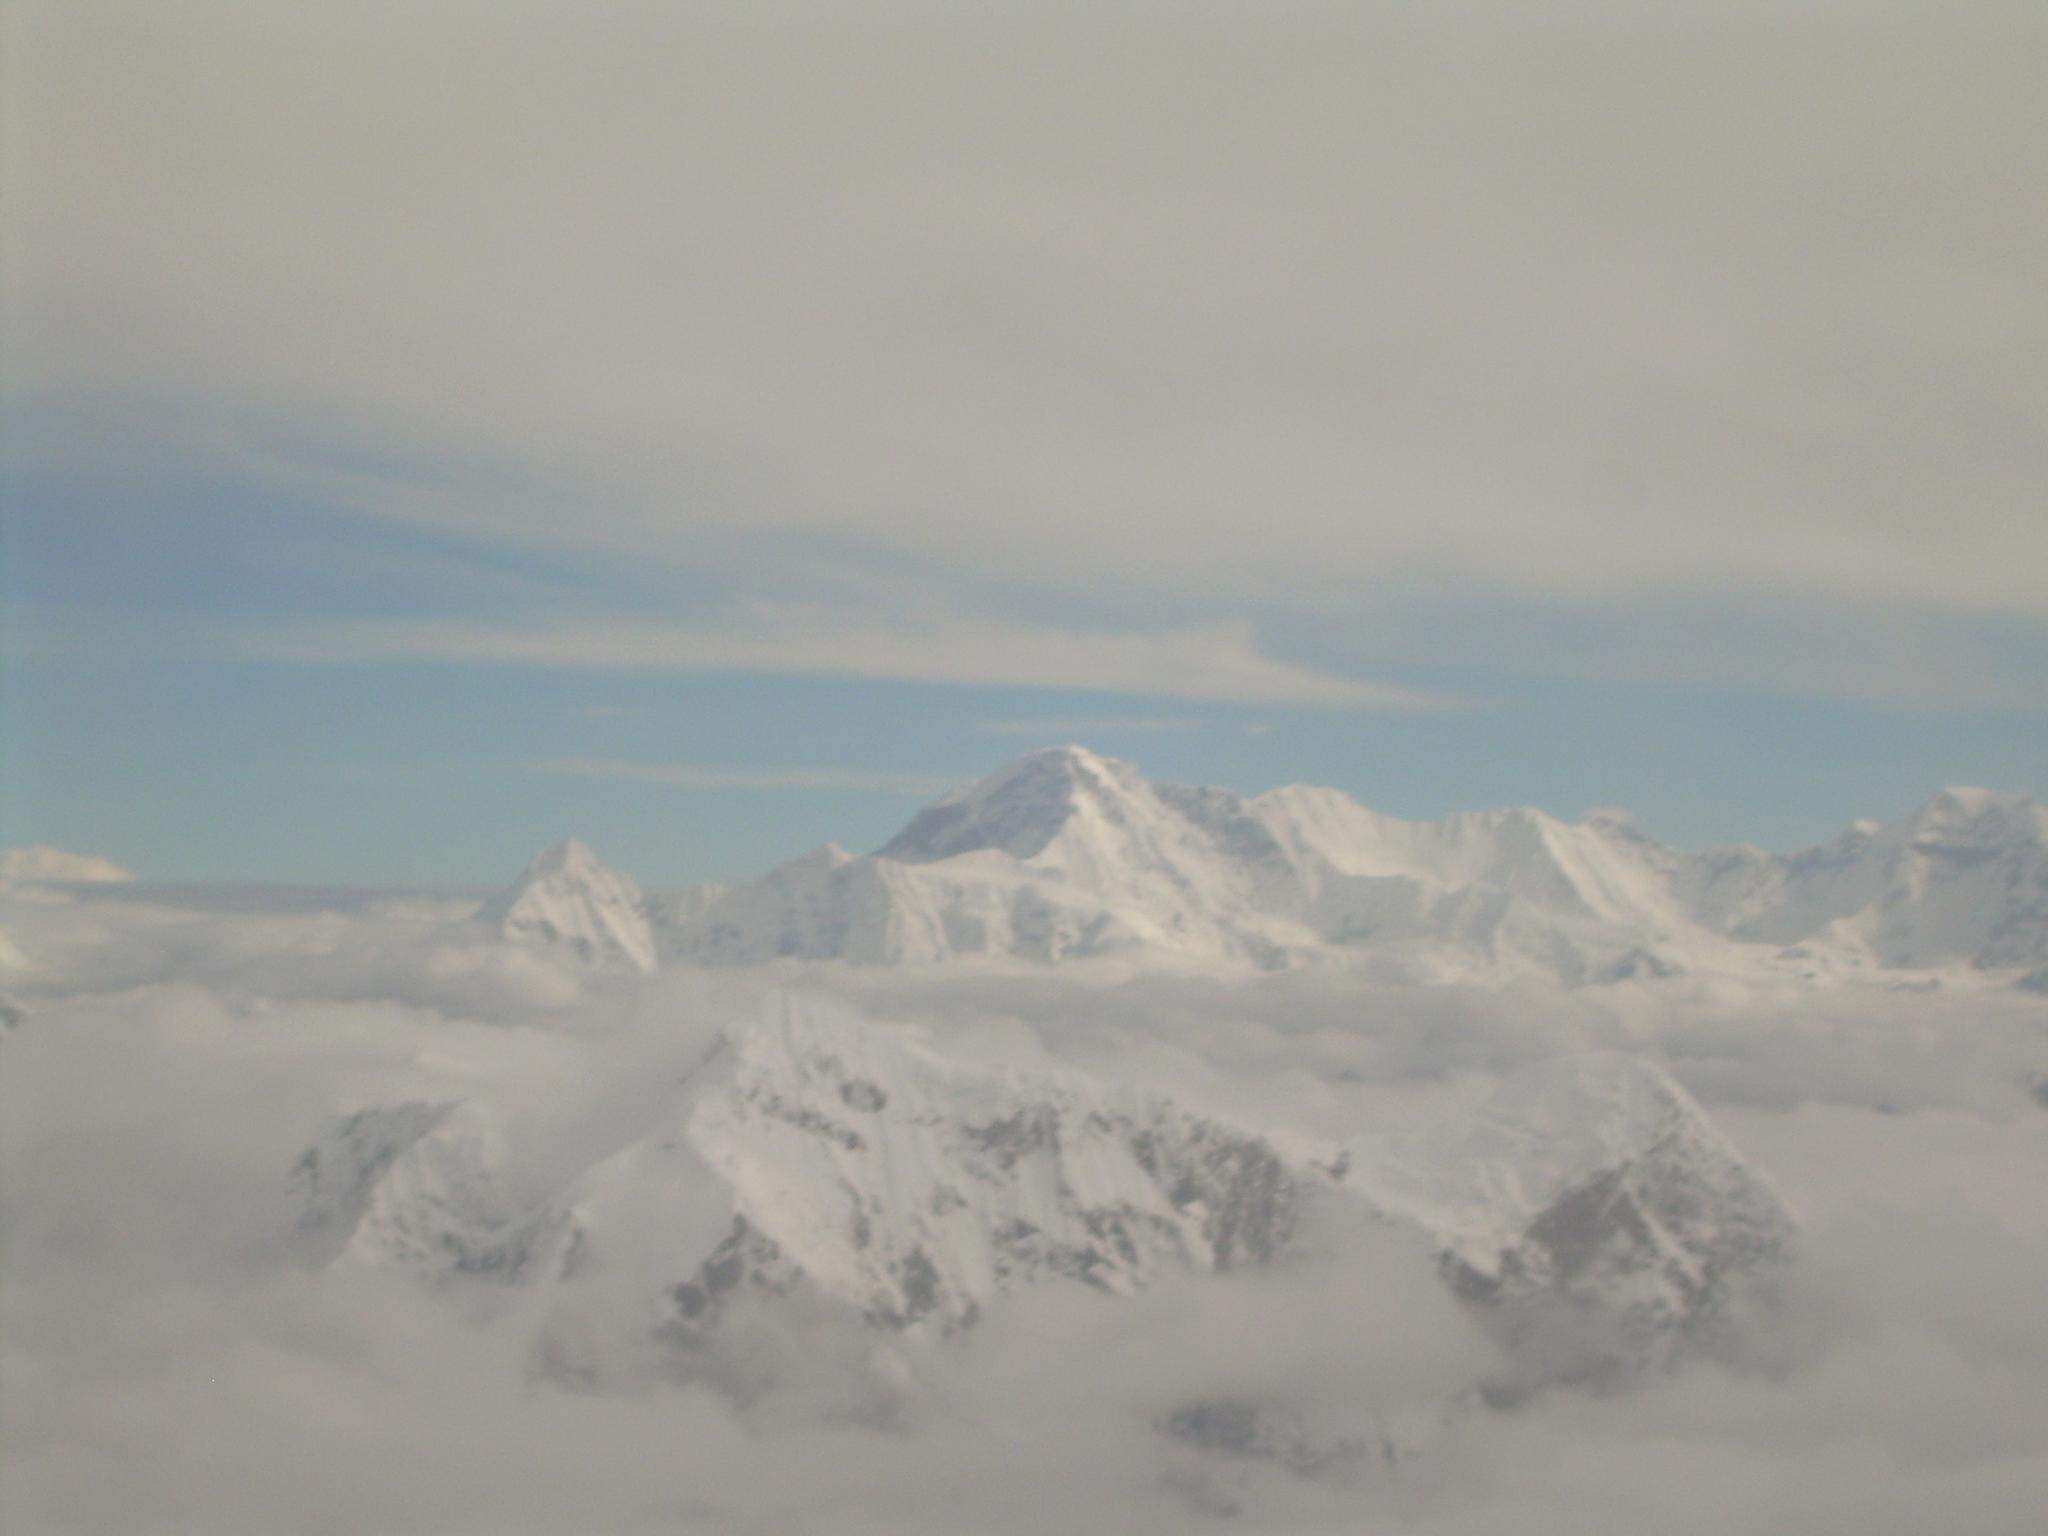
xmin=481 ymin=838 xmax=655 ymax=972
xmin=881 ymin=747 xmax=1145 ymax=863
xmin=939 ymin=744 xmax=1122 ymax=802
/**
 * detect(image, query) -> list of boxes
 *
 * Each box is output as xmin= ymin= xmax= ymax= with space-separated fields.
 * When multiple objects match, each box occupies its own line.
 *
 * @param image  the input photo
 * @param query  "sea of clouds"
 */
xmin=3 ymin=883 xmax=2045 ymax=1534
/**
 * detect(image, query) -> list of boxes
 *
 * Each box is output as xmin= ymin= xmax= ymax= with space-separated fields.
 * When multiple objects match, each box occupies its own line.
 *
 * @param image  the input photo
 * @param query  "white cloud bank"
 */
xmin=0 ymin=846 xmax=135 ymax=884
xmin=3 ymin=884 xmax=2046 ymax=1533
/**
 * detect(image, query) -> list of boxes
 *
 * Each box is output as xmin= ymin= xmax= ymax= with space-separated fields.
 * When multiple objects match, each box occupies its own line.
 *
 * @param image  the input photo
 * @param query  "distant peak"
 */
xmin=493 ymin=837 xmax=641 ymax=904
xmin=947 ymin=744 xmax=1117 ymax=797
xmin=481 ymin=838 xmax=655 ymax=972
xmin=881 ymin=746 xmax=1143 ymax=863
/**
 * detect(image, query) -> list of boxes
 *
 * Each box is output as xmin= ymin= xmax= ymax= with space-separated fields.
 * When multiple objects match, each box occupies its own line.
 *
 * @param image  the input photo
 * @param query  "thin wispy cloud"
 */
xmin=262 ymin=609 xmax=1433 ymax=709
xmin=12 ymin=8 xmax=2044 ymax=640
xmin=977 ymin=716 xmax=1209 ymax=737
xmin=4 ymin=3 xmax=2042 ymax=877
xmin=530 ymin=757 xmax=954 ymax=798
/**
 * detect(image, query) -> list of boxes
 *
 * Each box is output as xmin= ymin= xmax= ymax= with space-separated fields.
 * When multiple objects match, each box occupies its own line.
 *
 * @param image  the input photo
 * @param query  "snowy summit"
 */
xmin=478 ymin=838 xmax=658 ymax=974
xmin=656 ymin=749 xmax=2048 ymax=984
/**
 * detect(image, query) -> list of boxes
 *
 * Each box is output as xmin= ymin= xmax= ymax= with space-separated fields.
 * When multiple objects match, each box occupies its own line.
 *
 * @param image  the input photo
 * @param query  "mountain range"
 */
xmin=292 ymin=992 xmax=1797 ymax=1399
xmin=483 ymin=747 xmax=2048 ymax=987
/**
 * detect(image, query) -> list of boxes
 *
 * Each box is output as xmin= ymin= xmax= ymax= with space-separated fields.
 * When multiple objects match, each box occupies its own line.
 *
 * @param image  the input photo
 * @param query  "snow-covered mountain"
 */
xmin=0 ymin=845 xmax=135 ymax=884
xmin=658 ymin=748 xmax=2047 ymax=984
xmin=478 ymin=839 xmax=658 ymax=973
xmin=1349 ymin=1053 xmax=1797 ymax=1367
xmin=1677 ymin=785 xmax=2048 ymax=972
xmin=291 ymin=993 xmax=1795 ymax=1383
xmin=673 ymin=752 xmax=1303 ymax=968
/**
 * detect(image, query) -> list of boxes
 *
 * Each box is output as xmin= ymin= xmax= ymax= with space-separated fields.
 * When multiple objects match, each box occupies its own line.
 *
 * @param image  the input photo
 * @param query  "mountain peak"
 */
xmin=293 ymin=1001 xmax=1797 ymax=1383
xmin=944 ymin=744 xmax=1126 ymax=808
xmin=480 ymin=838 xmax=657 ymax=973
xmin=878 ymin=746 xmax=1143 ymax=863
xmin=666 ymin=757 xmax=2048 ymax=978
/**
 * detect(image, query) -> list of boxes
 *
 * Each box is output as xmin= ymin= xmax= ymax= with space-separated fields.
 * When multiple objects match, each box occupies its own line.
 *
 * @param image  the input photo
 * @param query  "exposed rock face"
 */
xmin=1350 ymin=1054 xmax=1799 ymax=1370
xmin=290 ymin=997 xmax=1795 ymax=1386
xmin=290 ymin=1100 xmax=457 ymax=1255
xmin=290 ymin=1100 xmax=548 ymax=1275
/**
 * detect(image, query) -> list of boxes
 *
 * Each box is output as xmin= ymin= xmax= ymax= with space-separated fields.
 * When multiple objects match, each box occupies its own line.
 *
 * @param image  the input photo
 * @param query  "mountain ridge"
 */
xmin=638 ymin=750 xmax=2047 ymax=982
xmin=292 ymin=992 xmax=1797 ymax=1384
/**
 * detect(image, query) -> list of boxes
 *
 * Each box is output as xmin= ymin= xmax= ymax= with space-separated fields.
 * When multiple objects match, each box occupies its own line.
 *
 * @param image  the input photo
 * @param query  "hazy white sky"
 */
xmin=2 ymin=1 xmax=2043 ymax=878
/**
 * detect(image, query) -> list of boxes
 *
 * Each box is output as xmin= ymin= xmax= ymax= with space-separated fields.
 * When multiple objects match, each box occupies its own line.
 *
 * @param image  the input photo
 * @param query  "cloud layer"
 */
xmin=261 ymin=610 xmax=1422 ymax=707
xmin=8 ymin=3 xmax=2045 ymax=704
xmin=4 ymin=882 xmax=2046 ymax=1532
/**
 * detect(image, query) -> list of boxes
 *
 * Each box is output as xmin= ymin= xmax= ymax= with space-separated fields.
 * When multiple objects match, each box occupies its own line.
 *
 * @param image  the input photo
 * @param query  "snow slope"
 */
xmin=293 ymin=994 xmax=1795 ymax=1379
xmin=1681 ymin=786 xmax=2048 ymax=972
xmin=479 ymin=839 xmax=658 ymax=974
xmin=1348 ymin=1053 xmax=1798 ymax=1363
xmin=657 ymin=750 xmax=2048 ymax=984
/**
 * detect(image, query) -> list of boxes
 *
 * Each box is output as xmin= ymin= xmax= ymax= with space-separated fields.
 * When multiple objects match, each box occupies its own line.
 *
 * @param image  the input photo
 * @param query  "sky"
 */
xmin=3 ymin=0 xmax=2045 ymax=885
